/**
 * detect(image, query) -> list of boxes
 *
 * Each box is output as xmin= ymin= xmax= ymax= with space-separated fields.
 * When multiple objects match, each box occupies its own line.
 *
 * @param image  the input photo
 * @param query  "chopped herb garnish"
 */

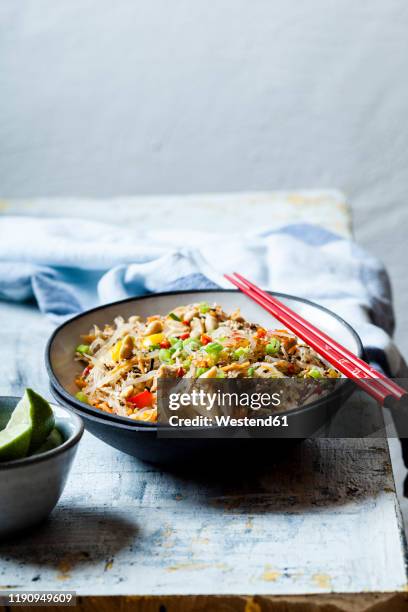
xmin=204 ymin=342 xmax=224 ymax=355
xmin=199 ymin=302 xmax=210 ymax=314
xmin=233 ymin=347 xmax=249 ymax=359
xmin=76 ymin=344 xmax=90 ymax=355
xmin=75 ymin=391 xmax=88 ymax=404
xmin=159 ymin=348 xmax=173 ymax=363
xmin=196 ymin=367 xmax=209 ymax=377
xmin=266 ymin=338 xmax=280 ymax=355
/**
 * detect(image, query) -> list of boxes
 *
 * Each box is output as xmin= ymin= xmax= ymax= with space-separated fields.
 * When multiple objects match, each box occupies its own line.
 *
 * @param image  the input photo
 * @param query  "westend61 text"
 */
xmin=168 ymin=414 xmax=289 ymax=427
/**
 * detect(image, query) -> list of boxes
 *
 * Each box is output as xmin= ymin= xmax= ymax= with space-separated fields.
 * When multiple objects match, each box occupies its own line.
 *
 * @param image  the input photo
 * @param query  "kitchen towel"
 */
xmin=0 ymin=215 xmax=405 ymax=377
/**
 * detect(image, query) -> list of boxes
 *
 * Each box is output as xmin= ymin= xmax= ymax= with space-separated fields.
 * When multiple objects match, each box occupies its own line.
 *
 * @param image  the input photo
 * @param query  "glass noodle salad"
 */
xmin=74 ymin=302 xmax=340 ymax=422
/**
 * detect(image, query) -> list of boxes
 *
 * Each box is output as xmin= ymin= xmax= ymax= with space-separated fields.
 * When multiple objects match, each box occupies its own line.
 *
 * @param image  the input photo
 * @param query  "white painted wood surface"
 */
xmin=0 ymin=192 xmax=406 ymax=596
xmin=0 ymin=190 xmax=351 ymax=237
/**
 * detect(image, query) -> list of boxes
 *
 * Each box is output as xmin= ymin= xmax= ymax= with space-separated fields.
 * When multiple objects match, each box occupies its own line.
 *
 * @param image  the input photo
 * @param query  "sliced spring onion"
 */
xmin=199 ymin=302 xmax=210 ymax=314
xmin=266 ymin=338 xmax=280 ymax=355
xmin=159 ymin=348 xmax=173 ymax=363
xmin=247 ymin=367 xmax=255 ymax=377
xmin=309 ymin=368 xmax=322 ymax=379
xmin=168 ymin=312 xmax=181 ymax=321
xmin=169 ymin=340 xmax=183 ymax=355
xmin=75 ymin=391 xmax=88 ymax=404
xmin=204 ymin=342 xmax=224 ymax=355
xmin=196 ymin=367 xmax=209 ymax=377
xmin=76 ymin=344 xmax=90 ymax=355
xmin=183 ymin=338 xmax=201 ymax=350
xmin=233 ymin=347 xmax=249 ymax=359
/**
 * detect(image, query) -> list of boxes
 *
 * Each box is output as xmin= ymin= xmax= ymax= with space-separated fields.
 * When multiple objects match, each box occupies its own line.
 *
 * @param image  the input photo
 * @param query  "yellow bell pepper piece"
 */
xmin=111 ymin=340 xmax=123 ymax=361
xmin=143 ymin=333 xmax=165 ymax=348
xmin=130 ymin=409 xmax=157 ymax=422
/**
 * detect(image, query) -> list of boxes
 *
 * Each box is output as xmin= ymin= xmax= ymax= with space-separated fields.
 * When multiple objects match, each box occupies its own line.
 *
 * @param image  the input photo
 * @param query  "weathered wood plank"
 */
xmin=0 ymin=284 xmax=406 ymax=597
xmin=0 ymin=194 xmax=406 ymax=597
xmin=0 ymin=401 xmax=406 ymax=594
xmin=2 ymin=592 xmax=408 ymax=612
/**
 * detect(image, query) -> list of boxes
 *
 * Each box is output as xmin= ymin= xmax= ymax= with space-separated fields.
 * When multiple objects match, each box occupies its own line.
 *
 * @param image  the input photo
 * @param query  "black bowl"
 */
xmin=50 ymin=382 xmax=309 ymax=465
xmin=46 ymin=290 xmax=363 ymax=464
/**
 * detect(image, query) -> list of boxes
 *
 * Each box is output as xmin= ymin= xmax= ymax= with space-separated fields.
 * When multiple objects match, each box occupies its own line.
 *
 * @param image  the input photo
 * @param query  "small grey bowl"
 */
xmin=0 ymin=396 xmax=84 ymax=538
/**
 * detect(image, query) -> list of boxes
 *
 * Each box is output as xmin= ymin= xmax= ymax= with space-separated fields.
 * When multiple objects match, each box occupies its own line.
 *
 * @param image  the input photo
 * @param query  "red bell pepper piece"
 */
xmin=179 ymin=332 xmax=190 ymax=340
xmin=160 ymin=339 xmax=171 ymax=349
xmin=200 ymin=334 xmax=212 ymax=345
xmin=176 ymin=367 xmax=185 ymax=377
xmin=128 ymin=390 xmax=154 ymax=408
xmin=82 ymin=365 xmax=92 ymax=377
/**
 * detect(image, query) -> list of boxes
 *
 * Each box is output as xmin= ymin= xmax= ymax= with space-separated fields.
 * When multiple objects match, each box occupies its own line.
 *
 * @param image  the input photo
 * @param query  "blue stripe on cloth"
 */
xmin=261 ymin=223 xmax=341 ymax=246
xmin=160 ymin=273 xmax=219 ymax=292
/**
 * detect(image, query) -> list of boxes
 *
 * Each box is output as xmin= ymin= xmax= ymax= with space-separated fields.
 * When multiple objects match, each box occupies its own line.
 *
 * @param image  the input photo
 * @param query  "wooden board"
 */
xmin=2 ymin=593 xmax=408 ymax=612
xmin=0 ymin=432 xmax=406 ymax=596
xmin=0 ymin=192 xmax=406 ymax=602
xmin=0 ymin=298 xmax=406 ymax=600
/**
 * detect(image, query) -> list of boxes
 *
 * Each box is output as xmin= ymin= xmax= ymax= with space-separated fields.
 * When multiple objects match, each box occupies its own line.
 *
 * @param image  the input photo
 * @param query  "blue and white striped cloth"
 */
xmin=0 ymin=215 xmax=405 ymax=376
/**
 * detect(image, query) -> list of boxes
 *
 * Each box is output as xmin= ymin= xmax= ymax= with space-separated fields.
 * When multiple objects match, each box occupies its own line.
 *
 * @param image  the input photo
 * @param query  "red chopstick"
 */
xmin=232 ymin=272 xmax=403 ymax=397
xmin=226 ymin=274 xmax=388 ymax=404
xmin=225 ymin=272 xmax=407 ymax=406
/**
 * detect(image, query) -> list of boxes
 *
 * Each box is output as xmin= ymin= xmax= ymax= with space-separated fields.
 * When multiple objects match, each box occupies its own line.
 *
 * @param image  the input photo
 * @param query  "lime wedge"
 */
xmin=8 ymin=389 xmax=55 ymax=452
xmin=33 ymin=428 xmax=63 ymax=455
xmin=0 ymin=422 xmax=31 ymax=461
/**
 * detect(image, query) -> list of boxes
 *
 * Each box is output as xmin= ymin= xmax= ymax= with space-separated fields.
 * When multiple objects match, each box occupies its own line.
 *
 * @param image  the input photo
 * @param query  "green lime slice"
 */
xmin=0 ymin=422 xmax=31 ymax=461
xmin=8 ymin=389 xmax=55 ymax=452
xmin=33 ymin=428 xmax=63 ymax=455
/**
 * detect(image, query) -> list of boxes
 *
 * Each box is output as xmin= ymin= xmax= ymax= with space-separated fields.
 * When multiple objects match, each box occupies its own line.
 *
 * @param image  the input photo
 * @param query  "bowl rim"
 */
xmin=45 ymin=288 xmax=364 ymax=427
xmin=0 ymin=398 xmax=84 ymax=470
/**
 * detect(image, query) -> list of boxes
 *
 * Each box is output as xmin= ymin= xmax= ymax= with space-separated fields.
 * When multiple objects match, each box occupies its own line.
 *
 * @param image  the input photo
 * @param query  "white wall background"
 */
xmin=0 ymin=0 xmax=407 ymax=352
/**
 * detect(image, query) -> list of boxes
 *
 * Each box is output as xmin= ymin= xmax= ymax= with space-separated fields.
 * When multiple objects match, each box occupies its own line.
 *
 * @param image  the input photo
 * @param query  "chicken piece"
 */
xmin=144 ymin=320 xmax=163 ymax=335
xmin=221 ymin=361 xmax=250 ymax=373
xmin=204 ymin=313 xmax=218 ymax=332
xmin=190 ymin=317 xmax=204 ymax=339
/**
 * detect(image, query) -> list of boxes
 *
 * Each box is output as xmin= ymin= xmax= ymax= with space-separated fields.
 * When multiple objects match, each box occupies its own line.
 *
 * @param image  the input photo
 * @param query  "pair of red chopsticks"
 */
xmin=225 ymin=272 xmax=407 ymax=408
